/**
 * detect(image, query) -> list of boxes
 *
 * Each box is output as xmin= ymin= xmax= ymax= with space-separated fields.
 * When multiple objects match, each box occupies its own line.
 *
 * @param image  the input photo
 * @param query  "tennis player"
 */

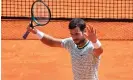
xmin=27 ymin=18 xmax=103 ymax=80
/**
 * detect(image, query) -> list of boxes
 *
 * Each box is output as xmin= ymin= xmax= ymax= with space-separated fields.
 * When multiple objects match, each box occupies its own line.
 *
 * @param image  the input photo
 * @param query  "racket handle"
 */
xmin=23 ymin=30 xmax=30 ymax=39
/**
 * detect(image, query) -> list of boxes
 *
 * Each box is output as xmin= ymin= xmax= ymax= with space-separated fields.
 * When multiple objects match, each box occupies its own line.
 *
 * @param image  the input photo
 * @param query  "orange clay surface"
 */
xmin=2 ymin=40 xmax=133 ymax=80
xmin=2 ymin=0 xmax=133 ymax=79
xmin=2 ymin=19 xmax=133 ymax=80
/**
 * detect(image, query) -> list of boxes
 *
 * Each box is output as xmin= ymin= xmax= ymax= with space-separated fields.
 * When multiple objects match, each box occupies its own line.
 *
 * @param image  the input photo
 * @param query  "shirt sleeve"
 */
xmin=61 ymin=37 xmax=73 ymax=50
xmin=90 ymin=41 xmax=94 ymax=49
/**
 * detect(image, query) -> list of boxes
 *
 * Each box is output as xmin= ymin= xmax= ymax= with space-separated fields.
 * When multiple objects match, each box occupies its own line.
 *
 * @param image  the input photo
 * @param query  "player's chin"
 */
xmin=74 ymin=41 xmax=80 ymax=45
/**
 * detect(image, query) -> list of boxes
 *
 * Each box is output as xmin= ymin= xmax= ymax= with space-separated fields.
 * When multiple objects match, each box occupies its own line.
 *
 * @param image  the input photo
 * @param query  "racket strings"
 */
xmin=33 ymin=2 xmax=50 ymax=24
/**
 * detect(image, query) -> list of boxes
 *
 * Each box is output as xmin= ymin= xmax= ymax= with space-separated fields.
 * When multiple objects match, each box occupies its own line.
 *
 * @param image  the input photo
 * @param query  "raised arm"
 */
xmin=84 ymin=26 xmax=103 ymax=57
xmin=27 ymin=27 xmax=63 ymax=47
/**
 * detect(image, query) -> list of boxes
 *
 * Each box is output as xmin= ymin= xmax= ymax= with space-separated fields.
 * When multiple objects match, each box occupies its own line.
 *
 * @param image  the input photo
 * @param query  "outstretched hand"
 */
xmin=84 ymin=25 xmax=97 ymax=43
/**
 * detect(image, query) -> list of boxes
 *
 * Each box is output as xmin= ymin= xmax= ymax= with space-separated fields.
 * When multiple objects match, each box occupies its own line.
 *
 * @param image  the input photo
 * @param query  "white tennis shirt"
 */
xmin=61 ymin=37 xmax=101 ymax=80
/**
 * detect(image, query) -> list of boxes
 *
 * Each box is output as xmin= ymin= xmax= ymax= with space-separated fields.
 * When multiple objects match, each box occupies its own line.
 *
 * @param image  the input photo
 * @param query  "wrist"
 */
xmin=36 ymin=29 xmax=44 ymax=39
xmin=91 ymin=39 xmax=97 ymax=43
xmin=33 ymin=29 xmax=37 ymax=34
xmin=92 ymin=39 xmax=101 ymax=49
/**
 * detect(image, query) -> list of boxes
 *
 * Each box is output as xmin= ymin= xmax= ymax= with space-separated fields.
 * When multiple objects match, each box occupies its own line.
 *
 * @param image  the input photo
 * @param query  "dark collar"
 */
xmin=77 ymin=41 xmax=90 ymax=49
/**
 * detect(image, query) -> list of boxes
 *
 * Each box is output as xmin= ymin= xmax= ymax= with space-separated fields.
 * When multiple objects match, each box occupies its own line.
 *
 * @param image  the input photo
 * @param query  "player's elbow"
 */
xmin=99 ymin=47 xmax=103 ymax=52
xmin=99 ymin=48 xmax=103 ymax=54
xmin=40 ymin=38 xmax=54 ymax=47
xmin=47 ymin=42 xmax=57 ymax=47
xmin=98 ymin=47 xmax=103 ymax=54
xmin=93 ymin=47 xmax=103 ymax=57
xmin=40 ymin=38 xmax=60 ymax=47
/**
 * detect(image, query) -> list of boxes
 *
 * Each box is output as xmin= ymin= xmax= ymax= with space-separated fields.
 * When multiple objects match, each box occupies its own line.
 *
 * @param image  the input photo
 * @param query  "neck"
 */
xmin=77 ymin=39 xmax=88 ymax=48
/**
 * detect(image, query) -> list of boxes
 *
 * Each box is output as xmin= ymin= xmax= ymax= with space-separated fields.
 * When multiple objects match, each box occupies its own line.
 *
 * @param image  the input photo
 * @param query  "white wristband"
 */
xmin=92 ymin=39 xmax=101 ymax=49
xmin=36 ymin=30 xmax=44 ymax=39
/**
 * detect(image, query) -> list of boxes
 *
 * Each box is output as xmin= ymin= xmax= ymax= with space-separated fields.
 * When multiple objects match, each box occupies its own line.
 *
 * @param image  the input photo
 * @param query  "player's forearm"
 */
xmin=34 ymin=29 xmax=61 ymax=47
xmin=40 ymin=34 xmax=57 ymax=47
xmin=92 ymin=39 xmax=103 ymax=57
xmin=93 ymin=47 xmax=103 ymax=56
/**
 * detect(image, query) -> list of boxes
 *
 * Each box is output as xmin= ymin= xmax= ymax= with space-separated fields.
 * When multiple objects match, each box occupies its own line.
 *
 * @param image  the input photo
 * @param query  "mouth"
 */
xmin=74 ymin=39 xmax=86 ymax=45
xmin=73 ymin=40 xmax=80 ymax=45
xmin=73 ymin=39 xmax=79 ymax=42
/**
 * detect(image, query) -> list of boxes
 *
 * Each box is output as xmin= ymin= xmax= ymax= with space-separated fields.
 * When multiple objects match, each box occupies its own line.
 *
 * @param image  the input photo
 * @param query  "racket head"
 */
xmin=31 ymin=0 xmax=51 ymax=26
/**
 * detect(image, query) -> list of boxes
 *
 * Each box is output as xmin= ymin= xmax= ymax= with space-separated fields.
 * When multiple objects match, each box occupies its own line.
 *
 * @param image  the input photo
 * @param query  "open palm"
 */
xmin=84 ymin=25 xmax=97 ymax=43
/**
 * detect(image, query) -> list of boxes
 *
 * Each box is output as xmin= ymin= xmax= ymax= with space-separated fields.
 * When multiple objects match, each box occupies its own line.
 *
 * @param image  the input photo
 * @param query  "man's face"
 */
xmin=70 ymin=27 xmax=85 ymax=45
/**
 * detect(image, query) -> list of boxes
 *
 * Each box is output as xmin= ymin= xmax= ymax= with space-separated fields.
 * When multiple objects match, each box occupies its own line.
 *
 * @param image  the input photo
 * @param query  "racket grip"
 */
xmin=23 ymin=30 xmax=30 ymax=39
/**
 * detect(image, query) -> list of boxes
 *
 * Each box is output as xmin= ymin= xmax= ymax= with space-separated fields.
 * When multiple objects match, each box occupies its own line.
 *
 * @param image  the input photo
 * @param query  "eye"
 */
xmin=70 ymin=33 xmax=80 ymax=36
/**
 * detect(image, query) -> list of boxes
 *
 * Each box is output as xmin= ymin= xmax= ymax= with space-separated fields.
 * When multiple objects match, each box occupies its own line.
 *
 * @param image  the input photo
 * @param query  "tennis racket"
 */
xmin=23 ymin=0 xmax=51 ymax=39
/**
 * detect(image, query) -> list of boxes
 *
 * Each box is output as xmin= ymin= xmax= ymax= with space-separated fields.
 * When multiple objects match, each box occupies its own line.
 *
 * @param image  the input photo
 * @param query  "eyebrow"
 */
xmin=70 ymin=32 xmax=80 ymax=35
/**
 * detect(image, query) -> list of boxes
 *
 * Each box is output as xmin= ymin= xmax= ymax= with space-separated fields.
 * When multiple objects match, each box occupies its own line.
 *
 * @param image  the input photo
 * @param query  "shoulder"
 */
xmin=87 ymin=40 xmax=94 ymax=49
xmin=61 ymin=37 xmax=74 ymax=49
xmin=62 ymin=37 xmax=73 ymax=43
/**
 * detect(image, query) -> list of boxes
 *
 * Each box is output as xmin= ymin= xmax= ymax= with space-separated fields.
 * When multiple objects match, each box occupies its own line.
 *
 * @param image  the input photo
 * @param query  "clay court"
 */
xmin=2 ymin=0 xmax=133 ymax=80
xmin=2 ymin=20 xmax=133 ymax=80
